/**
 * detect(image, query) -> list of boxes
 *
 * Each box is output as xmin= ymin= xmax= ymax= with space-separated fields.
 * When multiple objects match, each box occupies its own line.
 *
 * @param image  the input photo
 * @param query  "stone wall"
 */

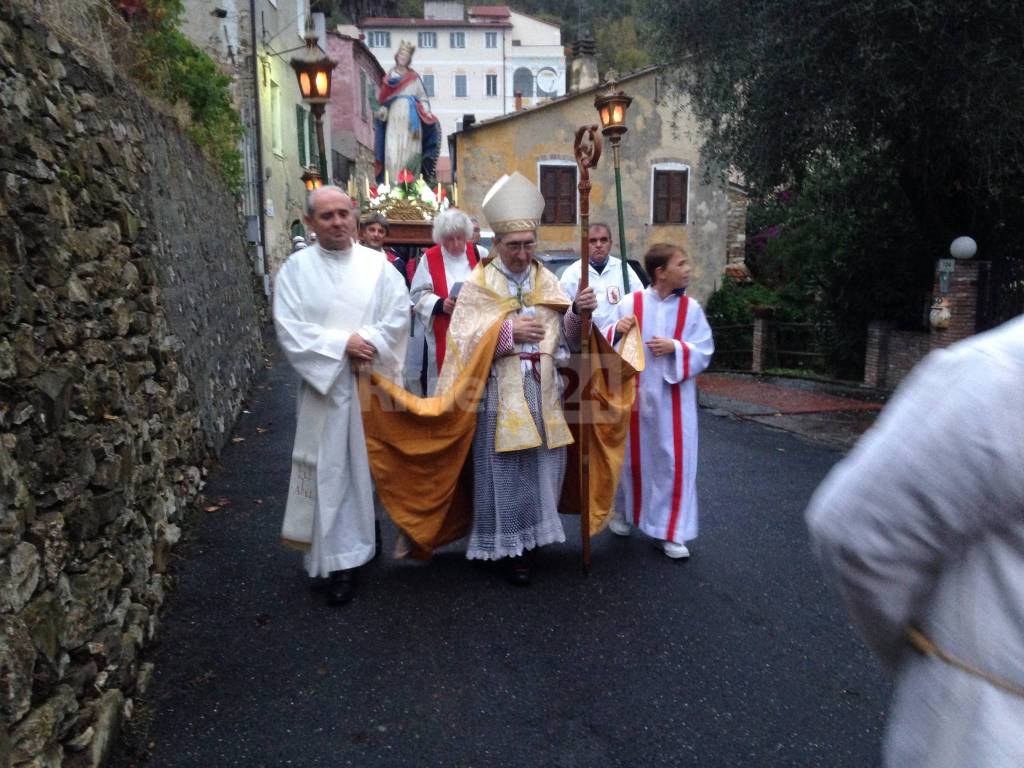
xmin=0 ymin=4 xmax=265 ymax=766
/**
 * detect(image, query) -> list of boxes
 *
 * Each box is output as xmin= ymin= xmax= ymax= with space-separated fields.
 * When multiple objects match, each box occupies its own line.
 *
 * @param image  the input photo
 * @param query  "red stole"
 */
xmin=628 ymin=291 xmax=690 ymax=533
xmin=424 ymin=244 xmax=479 ymax=373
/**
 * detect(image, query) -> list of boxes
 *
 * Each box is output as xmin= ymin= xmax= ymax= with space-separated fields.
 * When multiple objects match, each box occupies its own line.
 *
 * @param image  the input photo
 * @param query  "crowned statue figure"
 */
xmin=374 ymin=41 xmax=440 ymax=184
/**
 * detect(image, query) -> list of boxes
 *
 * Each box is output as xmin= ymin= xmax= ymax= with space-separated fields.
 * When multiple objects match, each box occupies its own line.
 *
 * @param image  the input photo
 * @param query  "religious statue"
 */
xmin=374 ymin=41 xmax=440 ymax=184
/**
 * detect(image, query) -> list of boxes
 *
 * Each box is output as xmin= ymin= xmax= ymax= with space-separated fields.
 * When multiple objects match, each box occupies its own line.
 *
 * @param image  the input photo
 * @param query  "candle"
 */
xmin=384 ymin=169 xmax=389 ymax=187
xmin=365 ymin=176 xmax=371 ymax=199
xmin=453 ymin=183 xmax=459 ymax=207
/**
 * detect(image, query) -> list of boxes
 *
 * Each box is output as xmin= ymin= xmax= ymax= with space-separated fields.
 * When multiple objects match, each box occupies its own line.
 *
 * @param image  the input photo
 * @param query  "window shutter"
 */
xmin=296 ymin=106 xmax=307 ymax=167
xmin=556 ymin=167 xmax=575 ymax=223
xmin=653 ymin=171 xmax=669 ymax=223
xmin=668 ymin=171 xmax=684 ymax=222
xmin=541 ymin=168 xmax=556 ymax=224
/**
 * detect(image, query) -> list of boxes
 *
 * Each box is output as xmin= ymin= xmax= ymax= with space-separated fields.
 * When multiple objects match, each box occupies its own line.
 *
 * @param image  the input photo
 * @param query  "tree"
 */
xmin=643 ymin=0 xmax=1024 ymax=325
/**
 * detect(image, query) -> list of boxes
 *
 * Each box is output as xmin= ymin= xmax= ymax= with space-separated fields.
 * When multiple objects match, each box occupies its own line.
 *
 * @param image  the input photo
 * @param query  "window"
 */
xmin=367 ymin=30 xmax=390 ymax=48
xmin=450 ymin=31 xmax=465 ymax=48
xmin=418 ymin=31 xmax=436 ymax=48
xmin=652 ymin=167 xmax=689 ymax=224
xmin=513 ymin=67 xmax=534 ymax=97
xmin=511 ymin=39 xmax=521 ymax=46
xmin=540 ymin=165 xmax=576 ymax=224
xmin=295 ymin=105 xmax=307 ymax=166
xmin=486 ymin=74 xmax=498 ymax=97
xmin=270 ymin=80 xmax=282 ymax=154
xmin=485 ymin=31 xmax=497 ymax=48
xmin=422 ymin=74 xmax=435 ymax=97
xmin=454 ymin=74 xmax=467 ymax=98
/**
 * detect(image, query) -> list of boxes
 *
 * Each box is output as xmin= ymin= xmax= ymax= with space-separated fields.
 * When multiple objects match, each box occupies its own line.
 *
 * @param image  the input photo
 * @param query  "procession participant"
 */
xmin=602 ymin=243 xmax=714 ymax=558
xmin=470 ymin=216 xmax=489 ymax=259
xmin=560 ymin=222 xmax=644 ymax=330
xmin=408 ymin=208 xmax=480 ymax=395
xmin=273 ymin=186 xmax=410 ymax=606
xmin=359 ymin=212 xmax=407 ymax=283
xmin=806 ymin=316 xmax=1024 ymax=768
xmin=454 ymin=173 xmax=597 ymax=584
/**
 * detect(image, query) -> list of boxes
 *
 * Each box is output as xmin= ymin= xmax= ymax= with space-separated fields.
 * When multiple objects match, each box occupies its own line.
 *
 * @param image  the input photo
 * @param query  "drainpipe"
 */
xmin=249 ymin=0 xmax=270 ymax=295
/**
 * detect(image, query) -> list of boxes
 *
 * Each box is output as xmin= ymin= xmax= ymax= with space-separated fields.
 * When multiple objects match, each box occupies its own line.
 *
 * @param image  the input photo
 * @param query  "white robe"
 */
xmin=806 ymin=316 xmax=1024 ymax=768
xmin=560 ymin=255 xmax=644 ymax=331
xmin=603 ymin=288 xmax=714 ymax=543
xmin=407 ymin=248 xmax=474 ymax=395
xmin=273 ymin=243 xmax=409 ymax=576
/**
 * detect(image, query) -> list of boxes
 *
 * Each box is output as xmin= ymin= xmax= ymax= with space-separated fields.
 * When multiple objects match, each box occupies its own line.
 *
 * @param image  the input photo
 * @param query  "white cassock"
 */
xmin=806 ymin=316 xmax=1024 ymax=768
xmin=273 ymin=243 xmax=409 ymax=577
xmin=407 ymin=248 xmax=474 ymax=395
xmin=603 ymin=288 xmax=714 ymax=544
xmin=560 ymin=255 xmax=644 ymax=330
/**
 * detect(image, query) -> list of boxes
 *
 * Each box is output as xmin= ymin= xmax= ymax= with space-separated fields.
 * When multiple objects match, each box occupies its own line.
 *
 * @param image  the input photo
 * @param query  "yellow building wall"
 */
xmin=454 ymin=70 xmax=735 ymax=303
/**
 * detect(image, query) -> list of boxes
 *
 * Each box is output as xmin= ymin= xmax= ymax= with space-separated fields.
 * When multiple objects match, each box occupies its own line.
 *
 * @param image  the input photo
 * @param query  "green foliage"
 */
xmin=643 ymin=0 xmax=1024 ymax=325
xmin=705 ymin=277 xmax=797 ymax=327
xmin=122 ymin=0 xmax=244 ymax=192
xmin=593 ymin=16 xmax=650 ymax=75
xmin=745 ymin=147 xmax=933 ymax=376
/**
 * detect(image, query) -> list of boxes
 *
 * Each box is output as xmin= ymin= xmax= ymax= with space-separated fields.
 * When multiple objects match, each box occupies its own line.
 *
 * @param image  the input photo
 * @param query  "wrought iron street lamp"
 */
xmin=301 ymin=166 xmax=323 ymax=192
xmin=594 ymin=85 xmax=633 ymax=290
xmin=290 ymin=14 xmax=336 ymax=183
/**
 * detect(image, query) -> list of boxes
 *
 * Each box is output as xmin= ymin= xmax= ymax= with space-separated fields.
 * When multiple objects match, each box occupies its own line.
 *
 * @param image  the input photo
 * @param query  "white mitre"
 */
xmin=481 ymin=172 xmax=546 ymax=235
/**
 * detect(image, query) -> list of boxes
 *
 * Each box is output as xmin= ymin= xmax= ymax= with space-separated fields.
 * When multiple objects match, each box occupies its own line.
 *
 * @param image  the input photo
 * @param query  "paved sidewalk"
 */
xmin=698 ymin=372 xmax=886 ymax=450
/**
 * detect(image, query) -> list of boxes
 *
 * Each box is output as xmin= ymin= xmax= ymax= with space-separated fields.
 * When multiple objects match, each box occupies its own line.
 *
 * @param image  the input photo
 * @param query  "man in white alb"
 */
xmin=273 ymin=186 xmax=409 ymax=605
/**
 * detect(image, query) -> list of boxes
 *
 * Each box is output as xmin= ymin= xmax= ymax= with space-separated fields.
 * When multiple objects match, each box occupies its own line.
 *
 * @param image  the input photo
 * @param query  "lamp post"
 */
xmin=301 ymin=166 xmax=323 ymax=192
xmin=594 ymin=85 xmax=633 ymax=291
xmin=290 ymin=14 xmax=336 ymax=183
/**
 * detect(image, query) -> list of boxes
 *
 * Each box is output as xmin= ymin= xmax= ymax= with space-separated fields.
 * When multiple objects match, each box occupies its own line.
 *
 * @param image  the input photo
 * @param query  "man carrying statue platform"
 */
xmin=358 ymin=172 xmax=644 ymax=586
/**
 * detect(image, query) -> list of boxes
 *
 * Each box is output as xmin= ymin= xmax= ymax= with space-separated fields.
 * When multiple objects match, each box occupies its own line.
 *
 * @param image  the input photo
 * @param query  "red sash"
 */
xmin=424 ymin=244 xmax=479 ymax=373
xmin=628 ymin=291 xmax=690 ymax=532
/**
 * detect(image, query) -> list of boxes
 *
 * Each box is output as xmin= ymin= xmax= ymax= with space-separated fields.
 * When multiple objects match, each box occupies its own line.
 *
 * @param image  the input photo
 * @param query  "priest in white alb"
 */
xmin=273 ymin=186 xmax=410 ymax=606
xmin=601 ymin=243 xmax=714 ymax=558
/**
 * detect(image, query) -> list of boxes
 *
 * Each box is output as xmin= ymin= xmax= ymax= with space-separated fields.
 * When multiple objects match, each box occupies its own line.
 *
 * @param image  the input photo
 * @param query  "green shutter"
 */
xmin=296 ymin=106 xmax=307 ymax=167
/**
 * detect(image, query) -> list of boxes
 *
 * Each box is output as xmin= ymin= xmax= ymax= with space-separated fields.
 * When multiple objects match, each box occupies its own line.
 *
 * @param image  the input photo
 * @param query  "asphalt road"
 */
xmin=110 ymin=343 xmax=890 ymax=768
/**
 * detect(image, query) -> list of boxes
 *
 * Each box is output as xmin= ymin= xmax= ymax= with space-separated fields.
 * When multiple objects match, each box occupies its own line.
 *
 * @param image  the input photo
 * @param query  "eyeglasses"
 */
xmin=502 ymin=240 xmax=536 ymax=254
xmin=588 ymin=236 xmax=610 ymax=244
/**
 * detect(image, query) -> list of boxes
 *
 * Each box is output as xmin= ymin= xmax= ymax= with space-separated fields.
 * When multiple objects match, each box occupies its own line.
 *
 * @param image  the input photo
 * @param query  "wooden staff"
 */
xmin=573 ymin=125 xmax=602 ymax=573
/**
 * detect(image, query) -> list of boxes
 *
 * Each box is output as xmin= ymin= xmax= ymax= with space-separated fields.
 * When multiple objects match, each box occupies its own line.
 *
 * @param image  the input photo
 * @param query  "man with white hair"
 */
xmin=408 ymin=208 xmax=481 ymax=395
xmin=273 ymin=186 xmax=410 ymax=606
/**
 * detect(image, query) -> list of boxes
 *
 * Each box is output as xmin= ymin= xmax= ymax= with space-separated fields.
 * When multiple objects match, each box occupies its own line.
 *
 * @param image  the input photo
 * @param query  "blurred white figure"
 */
xmin=806 ymin=316 xmax=1024 ymax=767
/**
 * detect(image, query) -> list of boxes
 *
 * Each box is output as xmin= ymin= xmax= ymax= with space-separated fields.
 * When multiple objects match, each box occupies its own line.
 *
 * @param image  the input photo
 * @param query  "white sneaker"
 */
xmin=661 ymin=540 xmax=690 ymax=559
xmin=608 ymin=517 xmax=632 ymax=537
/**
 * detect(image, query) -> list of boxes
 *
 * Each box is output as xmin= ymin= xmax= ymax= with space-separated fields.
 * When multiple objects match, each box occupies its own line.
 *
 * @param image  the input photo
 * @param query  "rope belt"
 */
xmin=519 ymin=352 xmax=542 ymax=383
xmin=907 ymin=626 xmax=1024 ymax=699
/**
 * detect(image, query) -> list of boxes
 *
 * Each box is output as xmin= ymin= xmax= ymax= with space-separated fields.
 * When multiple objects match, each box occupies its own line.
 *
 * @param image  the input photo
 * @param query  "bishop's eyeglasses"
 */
xmin=503 ymin=240 xmax=537 ymax=254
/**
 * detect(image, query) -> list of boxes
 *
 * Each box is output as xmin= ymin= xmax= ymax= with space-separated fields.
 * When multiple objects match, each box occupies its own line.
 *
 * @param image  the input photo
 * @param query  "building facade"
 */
xmin=180 ymin=2 xmax=337 ymax=278
xmin=326 ymin=32 xmax=384 ymax=196
xmin=358 ymin=2 xmax=565 ymax=181
xmin=451 ymin=67 xmax=748 ymax=303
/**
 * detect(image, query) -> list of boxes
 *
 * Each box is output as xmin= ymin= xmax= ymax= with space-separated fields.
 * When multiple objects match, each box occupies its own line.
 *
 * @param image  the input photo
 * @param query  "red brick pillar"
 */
xmin=930 ymin=261 xmax=982 ymax=350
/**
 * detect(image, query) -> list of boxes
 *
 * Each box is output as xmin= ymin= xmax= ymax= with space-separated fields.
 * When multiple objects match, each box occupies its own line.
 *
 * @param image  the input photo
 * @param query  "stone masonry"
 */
xmin=0 ymin=4 xmax=265 ymax=766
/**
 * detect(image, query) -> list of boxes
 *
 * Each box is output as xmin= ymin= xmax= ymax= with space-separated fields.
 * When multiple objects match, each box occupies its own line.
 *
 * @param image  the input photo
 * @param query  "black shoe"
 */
xmin=373 ymin=520 xmax=382 ymax=562
xmin=508 ymin=555 xmax=531 ymax=587
xmin=327 ymin=568 xmax=357 ymax=606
